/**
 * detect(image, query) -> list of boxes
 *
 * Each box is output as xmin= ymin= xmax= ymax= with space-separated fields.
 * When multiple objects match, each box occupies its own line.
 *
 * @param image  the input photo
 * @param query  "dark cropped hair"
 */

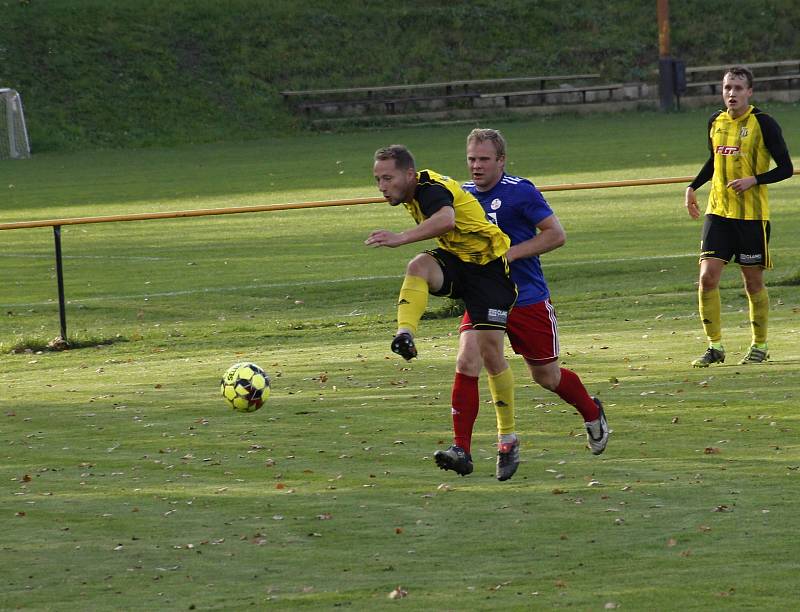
xmin=374 ymin=144 xmax=416 ymax=170
xmin=725 ymin=66 xmax=754 ymax=88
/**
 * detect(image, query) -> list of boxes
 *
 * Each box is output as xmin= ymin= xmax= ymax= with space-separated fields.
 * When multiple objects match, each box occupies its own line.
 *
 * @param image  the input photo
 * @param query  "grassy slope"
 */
xmin=1 ymin=111 xmax=799 ymax=609
xmin=2 ymin=0 xmax=800 ymax=150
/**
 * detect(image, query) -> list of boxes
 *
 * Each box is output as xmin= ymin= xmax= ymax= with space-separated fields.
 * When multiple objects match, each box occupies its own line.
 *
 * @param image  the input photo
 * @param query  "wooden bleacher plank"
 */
xmin=280 ymin=73 xmax=600 ymax=98
xmin=480 ymin=83 xmax=627 ymax=106
xmin=685 ymin=73 xmax=800 ymax=94
xmin=685 ymin=59 xmax=800 ymax=75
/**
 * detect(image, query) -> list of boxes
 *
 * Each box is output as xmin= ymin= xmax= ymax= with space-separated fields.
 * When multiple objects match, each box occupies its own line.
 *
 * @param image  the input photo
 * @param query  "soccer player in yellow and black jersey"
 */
xmin=686 ymin=66 xmax=793 ymax=367
xmin=367 ymin=144 xmax=521 ymax=479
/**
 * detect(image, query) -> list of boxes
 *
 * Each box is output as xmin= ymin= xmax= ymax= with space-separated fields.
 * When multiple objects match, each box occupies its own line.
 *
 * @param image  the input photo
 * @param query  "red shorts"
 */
xmin=460 ymin=299 xmax=559 ymax=364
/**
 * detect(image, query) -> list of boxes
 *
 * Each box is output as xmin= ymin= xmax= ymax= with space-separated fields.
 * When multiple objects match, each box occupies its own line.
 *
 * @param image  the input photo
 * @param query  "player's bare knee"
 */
xmin=405 ymin=253 xmax=431 ymax=277
xmin=698 ymin=273 xmax=720 ymax=292
xmin=480 ymin=346 xmax=507 ymax=375
xmin=527 ymin=359 xmax=561 ymax=390
xmin=741 ymin=272 xmax=765 ymax=295
xmin=455 ymin=352 xmax=481 ymax=377
xmin=531 ymin=368 xmax=559 ymax=390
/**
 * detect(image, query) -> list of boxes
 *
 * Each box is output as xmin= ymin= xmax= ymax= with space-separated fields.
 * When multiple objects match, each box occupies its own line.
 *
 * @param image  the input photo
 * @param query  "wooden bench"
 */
xmin=685 ymin=59 xmax=800 ymax=77
xmin=685 ymin=73 xmax=800 ymax=95
xmin=480 ymin=83 xmax=629 ymax=107
xmin=281 ymin=73 xmax=601 ymax=117
xmin=298 ymin=92 xmax=479 ymax=116
xmin=681 ymin=60 xmax=800 ymax=95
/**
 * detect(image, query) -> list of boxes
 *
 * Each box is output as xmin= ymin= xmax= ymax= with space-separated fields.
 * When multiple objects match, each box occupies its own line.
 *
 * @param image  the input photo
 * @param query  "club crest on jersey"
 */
xmin=715 ymin=145 xmax=740 ymax=155
xmin=490 ymin=198 xmax=502 ymax=210
xmin=739 ymin=127 xmax=749 ymax=137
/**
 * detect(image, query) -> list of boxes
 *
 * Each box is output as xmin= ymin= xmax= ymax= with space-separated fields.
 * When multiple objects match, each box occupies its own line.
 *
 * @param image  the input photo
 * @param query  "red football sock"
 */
xmin=451 ymin=372 xmax=479 ymax=453
xmin=554 ymin=368 xmax=599 ymax=421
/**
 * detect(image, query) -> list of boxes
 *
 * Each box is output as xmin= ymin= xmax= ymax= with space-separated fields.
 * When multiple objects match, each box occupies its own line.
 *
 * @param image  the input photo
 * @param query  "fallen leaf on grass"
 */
xmin=489 ymin=581 xmax=512 ymax=591
xmin=666 ymin=538 xmax=677 ymax=547
xmin=388 ymin=586 xmax=408 ymax=599
xmin=704 ymin=447 xmax=721 ymax=454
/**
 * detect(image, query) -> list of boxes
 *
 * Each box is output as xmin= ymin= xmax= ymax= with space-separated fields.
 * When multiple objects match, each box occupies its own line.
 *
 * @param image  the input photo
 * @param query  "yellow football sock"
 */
xmin=747 ymin=288 xmax=769 ymax=345
xmin=396 ymin=275 xmax=428 ymax=336
xmin=488 ymin=367 xmax=515 ymax=435
xmin=699 ymin=287 xmax=722 ymax=343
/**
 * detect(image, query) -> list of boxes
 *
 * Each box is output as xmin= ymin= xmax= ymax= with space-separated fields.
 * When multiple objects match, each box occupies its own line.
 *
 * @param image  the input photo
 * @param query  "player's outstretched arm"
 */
xmin=366 ymin=207 xmax=455 ymax=248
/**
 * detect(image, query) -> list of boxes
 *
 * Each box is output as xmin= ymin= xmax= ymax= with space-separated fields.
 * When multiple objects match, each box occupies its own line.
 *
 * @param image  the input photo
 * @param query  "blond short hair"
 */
xmin=467 ymin=128 xmax=506 ymax=159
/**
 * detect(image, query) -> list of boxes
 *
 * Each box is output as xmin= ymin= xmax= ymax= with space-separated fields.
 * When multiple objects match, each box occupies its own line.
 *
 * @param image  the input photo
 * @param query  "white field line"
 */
xmin=0 ymin=253 xmax=167 ymax=261
xmin=1 ymin=253 xmax=695 ymax=308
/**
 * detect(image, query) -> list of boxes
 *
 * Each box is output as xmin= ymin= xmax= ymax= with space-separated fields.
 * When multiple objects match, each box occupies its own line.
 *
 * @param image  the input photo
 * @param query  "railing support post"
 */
xmin=53 ymin=225 xmax=69 ymax=344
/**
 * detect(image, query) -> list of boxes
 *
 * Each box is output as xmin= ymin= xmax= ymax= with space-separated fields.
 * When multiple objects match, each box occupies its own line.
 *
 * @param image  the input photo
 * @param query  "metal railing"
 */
xmin=3 ymin=172 xmax=797 ymax=345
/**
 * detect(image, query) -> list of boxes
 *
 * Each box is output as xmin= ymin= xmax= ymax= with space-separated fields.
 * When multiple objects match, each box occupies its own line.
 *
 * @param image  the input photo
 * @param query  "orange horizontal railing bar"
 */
xmin=2 ymin=171 xmax=797 ymax=231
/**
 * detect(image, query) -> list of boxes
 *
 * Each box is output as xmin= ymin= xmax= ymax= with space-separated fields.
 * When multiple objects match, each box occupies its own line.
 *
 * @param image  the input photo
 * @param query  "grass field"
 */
xmin=2 ymin=108 xmax=800 ymax=610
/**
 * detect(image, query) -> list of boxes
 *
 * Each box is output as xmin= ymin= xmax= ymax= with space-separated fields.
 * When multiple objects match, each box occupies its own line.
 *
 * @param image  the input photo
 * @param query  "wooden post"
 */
xmin=657 ymin=0 xmax=675 ymax=111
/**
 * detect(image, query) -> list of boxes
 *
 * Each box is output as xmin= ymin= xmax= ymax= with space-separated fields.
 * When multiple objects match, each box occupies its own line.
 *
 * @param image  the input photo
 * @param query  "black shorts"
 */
xmin=425 ymin=248 xmax=517 ymax=330
xmin=700 ymin=214 xmax=771 ymax=268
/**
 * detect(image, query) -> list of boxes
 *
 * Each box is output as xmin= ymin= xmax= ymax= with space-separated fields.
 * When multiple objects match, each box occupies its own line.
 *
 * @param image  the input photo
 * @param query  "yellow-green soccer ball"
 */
xmin=220 ymin=362 xmax=270 ymax=412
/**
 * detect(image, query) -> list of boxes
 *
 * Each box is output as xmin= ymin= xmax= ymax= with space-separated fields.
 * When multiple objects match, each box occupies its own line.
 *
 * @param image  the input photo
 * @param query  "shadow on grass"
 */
xmin=7 ymin=335 xmax=128 ymax=354
xmin=773 ymin=269 xmax=800 ymax=286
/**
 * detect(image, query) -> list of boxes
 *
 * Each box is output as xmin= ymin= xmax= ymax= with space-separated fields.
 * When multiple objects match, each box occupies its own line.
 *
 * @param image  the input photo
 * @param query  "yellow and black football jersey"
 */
xmin=690 ymin=105 xmax=793 ymax=220
xmin=403 ymin=169 xmax=510 ymax=264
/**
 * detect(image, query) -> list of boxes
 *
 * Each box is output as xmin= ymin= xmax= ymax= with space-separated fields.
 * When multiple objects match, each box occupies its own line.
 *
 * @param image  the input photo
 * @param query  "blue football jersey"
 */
xmin=463 ymin=174 xmax=553 ymax=306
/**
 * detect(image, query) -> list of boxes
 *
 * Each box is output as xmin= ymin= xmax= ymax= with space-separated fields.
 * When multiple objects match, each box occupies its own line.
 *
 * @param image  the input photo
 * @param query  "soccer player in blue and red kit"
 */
xmin=434 ymin=128 xmax=609 ymax=481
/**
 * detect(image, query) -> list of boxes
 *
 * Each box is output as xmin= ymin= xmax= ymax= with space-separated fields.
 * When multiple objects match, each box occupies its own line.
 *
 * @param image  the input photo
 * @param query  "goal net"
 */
xmin=0 ymin=88 xmax=31 ymax=159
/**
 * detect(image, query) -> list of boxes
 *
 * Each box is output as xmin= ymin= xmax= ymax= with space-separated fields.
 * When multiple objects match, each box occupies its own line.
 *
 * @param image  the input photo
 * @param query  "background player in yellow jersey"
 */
xmin=685 ymin=66 xmax=793 ymax=367
xmin=366 ymin=144 xmax=521 ymax=480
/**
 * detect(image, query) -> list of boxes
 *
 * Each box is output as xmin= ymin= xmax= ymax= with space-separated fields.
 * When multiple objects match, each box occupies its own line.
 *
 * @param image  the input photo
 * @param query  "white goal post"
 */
xmin=0 ymin=88 xmax=31 ymax=159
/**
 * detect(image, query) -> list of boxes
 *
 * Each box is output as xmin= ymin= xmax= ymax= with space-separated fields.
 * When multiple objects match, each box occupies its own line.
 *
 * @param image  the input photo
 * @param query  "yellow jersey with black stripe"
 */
xmin=403 ymin=169 xmax=510 ymax=264
xmin=693 ymin=105 xmax=793 ymax=220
